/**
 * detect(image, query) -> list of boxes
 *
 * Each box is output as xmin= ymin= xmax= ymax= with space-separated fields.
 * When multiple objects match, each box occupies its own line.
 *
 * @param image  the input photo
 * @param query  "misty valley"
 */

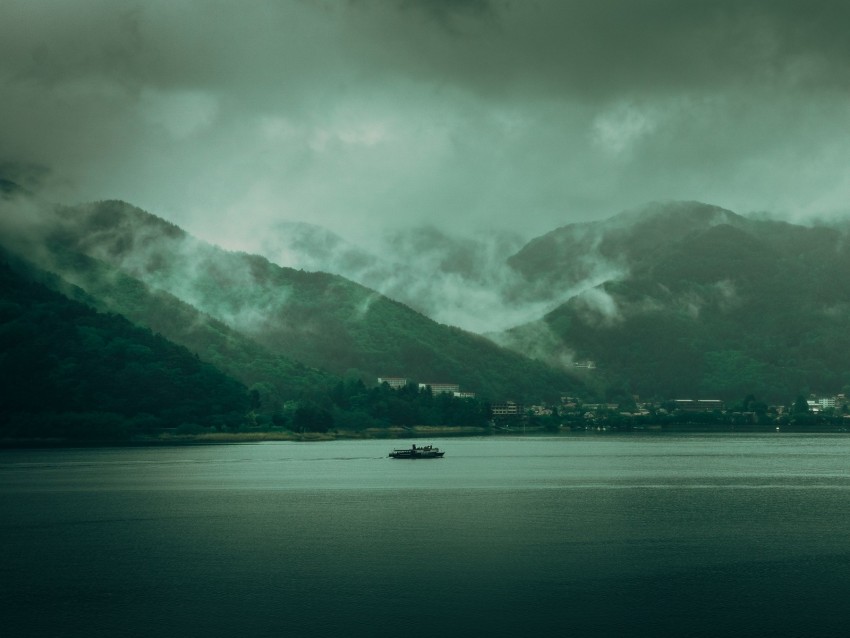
xmin=2 ymin=181 xmax=850 ymax=443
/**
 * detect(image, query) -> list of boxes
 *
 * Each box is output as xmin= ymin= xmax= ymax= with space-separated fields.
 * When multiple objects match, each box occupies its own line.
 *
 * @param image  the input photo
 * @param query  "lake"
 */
xmin=3 ymin=434 xmax=850 ymax=637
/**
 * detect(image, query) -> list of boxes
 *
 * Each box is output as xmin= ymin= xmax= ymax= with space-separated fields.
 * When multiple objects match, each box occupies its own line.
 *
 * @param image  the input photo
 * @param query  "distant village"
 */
xmin=378 ymin=377 xmax=850 ymax=429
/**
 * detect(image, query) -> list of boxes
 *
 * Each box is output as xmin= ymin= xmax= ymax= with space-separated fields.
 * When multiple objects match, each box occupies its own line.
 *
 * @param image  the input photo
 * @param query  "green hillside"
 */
xmin=3 ymin=246 xmax=337 ymax=415
xmin=507 ymin=201 xmax=740 ymax=294
xmin=0 ymin=259 xmax=250 ymax=441
xmin=501 ymin=202 xmax=850 ymax=403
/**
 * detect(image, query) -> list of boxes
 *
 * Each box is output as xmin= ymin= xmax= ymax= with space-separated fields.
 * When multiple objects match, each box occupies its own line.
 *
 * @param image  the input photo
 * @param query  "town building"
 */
xmin=378 ymin=377 xmax=409 ymax=390
xmin=491 ymin=401 xmax=523 ymax=416
xmin=814 ymin=396 xmax=836 ymax=409
xmin=674 ymin=399 xmax=724 ymax=412
xmin=418 ymin=382 xmax=460 ymax=395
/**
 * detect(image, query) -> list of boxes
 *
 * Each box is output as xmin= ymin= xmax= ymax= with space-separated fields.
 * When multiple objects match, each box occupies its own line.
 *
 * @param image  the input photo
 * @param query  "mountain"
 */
xmin=506 ymin=201 xmax=742 ymax=290
xmin=7 ymin=183 xmax=847 ymax=407
xmin=0 ymin=258 xmax=250 ymax=440
xmin=2 ymin=244 xmax=338 ymax=414
xmin=497 ymin=201 xmax=850 ymax=403
xmin=0 ymin=192 xmax=581 ymax=403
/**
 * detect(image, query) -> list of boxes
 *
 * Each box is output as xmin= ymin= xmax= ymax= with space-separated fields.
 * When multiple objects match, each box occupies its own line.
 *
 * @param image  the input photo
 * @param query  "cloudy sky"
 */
xmin=3 ymin=0 xmax=850 ymax=247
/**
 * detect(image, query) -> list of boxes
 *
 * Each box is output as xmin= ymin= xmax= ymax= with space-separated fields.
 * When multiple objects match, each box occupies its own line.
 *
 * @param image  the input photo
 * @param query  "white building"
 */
xmin=491 ymin=401 xmax=523 ymax=416
xmin=378 ymin=377 xmax=408 ymax=389
xmin=418 ymin=382 xmax=460 ymax=395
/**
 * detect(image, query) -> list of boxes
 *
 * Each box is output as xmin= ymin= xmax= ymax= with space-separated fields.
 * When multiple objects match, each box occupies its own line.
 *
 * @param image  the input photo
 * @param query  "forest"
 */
xmin=0 ymin=259 xmax=495 ymax=441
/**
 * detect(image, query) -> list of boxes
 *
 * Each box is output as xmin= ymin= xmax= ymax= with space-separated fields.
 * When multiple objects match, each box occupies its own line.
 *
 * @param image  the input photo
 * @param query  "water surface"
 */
xmin=3 ymin=435 xmax=850 ymax=637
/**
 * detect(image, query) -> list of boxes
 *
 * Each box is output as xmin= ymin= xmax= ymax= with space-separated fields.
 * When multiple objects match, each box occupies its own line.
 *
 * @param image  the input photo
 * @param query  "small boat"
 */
xmin=389 ymin=444 xmax=445 ymax=459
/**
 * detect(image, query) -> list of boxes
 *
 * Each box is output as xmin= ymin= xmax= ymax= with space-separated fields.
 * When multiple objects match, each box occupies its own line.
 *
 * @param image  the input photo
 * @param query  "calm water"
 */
xmin=3 ymin=435 xmax=850 ymax=637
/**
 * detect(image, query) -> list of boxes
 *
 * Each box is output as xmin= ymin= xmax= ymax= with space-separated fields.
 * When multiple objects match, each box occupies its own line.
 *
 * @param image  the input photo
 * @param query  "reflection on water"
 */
xmin=3 ymin=435 xmax=850 ymax=637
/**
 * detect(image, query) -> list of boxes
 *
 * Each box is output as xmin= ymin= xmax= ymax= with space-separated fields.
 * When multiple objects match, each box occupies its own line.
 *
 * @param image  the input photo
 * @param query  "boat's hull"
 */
xmin=389 ymin=451 xmax=445 ymax=459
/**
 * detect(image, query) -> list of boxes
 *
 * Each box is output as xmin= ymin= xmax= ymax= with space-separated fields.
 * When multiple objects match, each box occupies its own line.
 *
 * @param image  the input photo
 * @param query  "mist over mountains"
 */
xmin=3 ymin=179 xmax=849 ymax=414
xmin=0 ymin=187 xmax=581 ymax=407
xmin=3 ymin=0 xmax=850 ymax=440
xmin=255 ymin=220 xmax=615 ymax=334
xmin=498 ymin=202 xmax=850 ymax=403
xmin=249 ymin=199 xmax=850 ymax=404
xmin=260 ymin=223 xmax=527 ymax=333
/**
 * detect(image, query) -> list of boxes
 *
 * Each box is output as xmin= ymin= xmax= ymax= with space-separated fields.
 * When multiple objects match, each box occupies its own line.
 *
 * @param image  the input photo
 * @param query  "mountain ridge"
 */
xmin=6 ymin=179 xmax=849 ymax=406
xmin=497 ymin=201 xmax=850 ymax=403
xmin=0 ymin=190 xmax=582 ymax=403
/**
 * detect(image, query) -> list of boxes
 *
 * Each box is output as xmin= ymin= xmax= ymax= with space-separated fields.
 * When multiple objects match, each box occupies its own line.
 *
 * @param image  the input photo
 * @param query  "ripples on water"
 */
xmin=3 ymin=435 xmax=850 ymax=637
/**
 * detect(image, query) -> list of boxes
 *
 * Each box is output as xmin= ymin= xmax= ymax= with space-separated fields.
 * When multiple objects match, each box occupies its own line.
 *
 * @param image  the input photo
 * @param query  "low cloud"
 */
xmin=488 ymin=318 xmax=579 ymax=372
xmin=573 ymin=287 xmax=622 ymax=327
xmin=254 ymin=221 xmax=629 ymax=333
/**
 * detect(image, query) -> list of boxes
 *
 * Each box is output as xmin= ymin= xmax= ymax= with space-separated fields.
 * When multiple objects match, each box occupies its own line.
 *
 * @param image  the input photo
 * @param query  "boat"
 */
xmin=389 ymin=444 xmax=445 ymax=459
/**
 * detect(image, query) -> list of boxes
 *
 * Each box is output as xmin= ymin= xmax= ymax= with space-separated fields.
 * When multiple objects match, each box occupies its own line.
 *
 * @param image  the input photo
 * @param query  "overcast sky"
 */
xmin=3 ymin=0 xmax=850 ymax=247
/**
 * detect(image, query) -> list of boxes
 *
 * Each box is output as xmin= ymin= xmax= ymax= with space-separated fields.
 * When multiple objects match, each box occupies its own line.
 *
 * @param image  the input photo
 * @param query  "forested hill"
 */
xmin=0 ymin=194 xmax=582 ymax=402
xmin=0 ymin=254 xmax=511 ymax=439
xmin=498 ymin=201 xmax=850 ymax=403
xmin=2 ymin=245 xmax=339 ymax=415
xmin=0 ymin=260 xmax=250 ymax=440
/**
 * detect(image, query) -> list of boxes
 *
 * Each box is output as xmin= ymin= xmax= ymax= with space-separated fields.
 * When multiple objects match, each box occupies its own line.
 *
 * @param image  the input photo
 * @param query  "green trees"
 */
xmin=0 ymin=261 xmax=249 ymax=440
xmin=792 ymin=395 xmax=810 ymax=415
xmin=292 ymin=403 xmax=334 ymax=433
xmin=316 ymin=381 xmax=493 ymax=429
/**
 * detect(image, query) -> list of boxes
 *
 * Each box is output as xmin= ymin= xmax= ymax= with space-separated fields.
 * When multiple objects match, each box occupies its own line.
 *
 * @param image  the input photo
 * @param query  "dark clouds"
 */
xmin=352 ymin=0 xmax=850 ymax=98
xmin=2 ymin=0 xmax=849 ymax=245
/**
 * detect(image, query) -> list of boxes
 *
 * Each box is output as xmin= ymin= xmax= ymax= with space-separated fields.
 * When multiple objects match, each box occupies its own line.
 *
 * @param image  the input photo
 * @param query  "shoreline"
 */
xmin=0 ymin=425 xmax=492 ymax=448
xmin=2 ymin=423 xmax=849 ymax=448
